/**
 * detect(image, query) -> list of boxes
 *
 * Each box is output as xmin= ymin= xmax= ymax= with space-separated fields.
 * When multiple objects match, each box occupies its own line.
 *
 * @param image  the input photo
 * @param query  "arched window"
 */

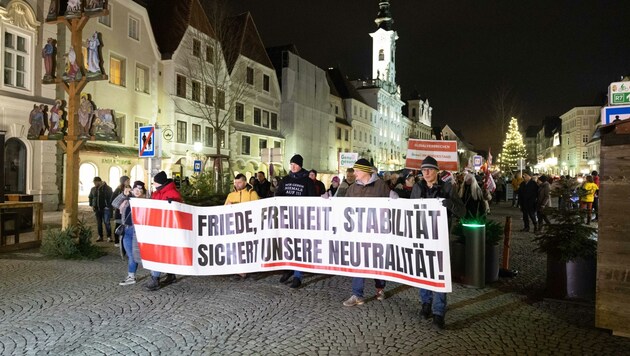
xmin=4 ymin=138 xmax=27 ymax=193
xmin=378 ymin=49 xmax=384 ymax=61
xmin=109 ymin=166 xmax=122 ymax=188
xmin=130 ymin=164 xmax=145 ymax=184
xmin=79 ymin=163 xmax=97 ymax=196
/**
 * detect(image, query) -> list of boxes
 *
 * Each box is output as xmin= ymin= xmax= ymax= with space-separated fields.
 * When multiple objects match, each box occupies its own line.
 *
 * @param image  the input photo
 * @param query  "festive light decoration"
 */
xmin=499 ymin=117 xmax=527 ymax=171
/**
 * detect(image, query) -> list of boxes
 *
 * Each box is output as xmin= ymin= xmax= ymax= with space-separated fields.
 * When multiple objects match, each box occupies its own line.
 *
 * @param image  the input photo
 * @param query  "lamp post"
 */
xmin=0 ymin=129 xmax=6 ymax=203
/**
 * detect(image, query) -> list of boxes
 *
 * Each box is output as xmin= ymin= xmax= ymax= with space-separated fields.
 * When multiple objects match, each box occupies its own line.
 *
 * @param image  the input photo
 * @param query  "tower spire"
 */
xmin=374 ymin=1 xmax=394 ymax=30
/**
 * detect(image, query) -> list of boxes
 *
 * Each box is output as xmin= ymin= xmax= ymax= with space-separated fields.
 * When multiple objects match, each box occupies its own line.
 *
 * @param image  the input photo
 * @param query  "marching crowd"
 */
xmin=86 ymin=153 xmax=599 ymax=331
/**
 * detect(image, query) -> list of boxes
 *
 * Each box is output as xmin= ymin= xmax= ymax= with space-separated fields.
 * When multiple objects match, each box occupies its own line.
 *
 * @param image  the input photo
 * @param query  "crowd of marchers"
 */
xmin=86 ymin=153 xmax=598 ymax=331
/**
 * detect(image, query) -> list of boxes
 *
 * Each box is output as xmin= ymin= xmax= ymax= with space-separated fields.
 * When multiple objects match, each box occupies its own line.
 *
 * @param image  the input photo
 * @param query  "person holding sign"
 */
xmin=410 ymin=156 xmax=465 ymax=330
xmin=275 ymin=154 xmax=317 ymax=288
xmin=343 ymin=158 xmax=399 ymax=307
xmin=225 ymin=173 xmax=260 ymax=281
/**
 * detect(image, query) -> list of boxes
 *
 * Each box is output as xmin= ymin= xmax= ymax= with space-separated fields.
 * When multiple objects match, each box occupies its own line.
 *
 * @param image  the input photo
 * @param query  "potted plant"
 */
xmin=533 ymin=177 xmax=597 ymax=299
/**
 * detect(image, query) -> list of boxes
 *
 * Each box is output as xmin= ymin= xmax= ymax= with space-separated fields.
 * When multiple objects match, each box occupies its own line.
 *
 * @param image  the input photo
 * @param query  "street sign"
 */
xmin=138 ymin=126 xmax=155 ymax=157
xmin=609 ymin=81 xmax=630 ymax=105
xmin=473 ymin=155 xmax=483 ymax=171
xmin=339 ymin=152 xmax=359 ymax=168
xmin=193 ymin=160 xmax=202 ymax=173
xmin=601 ymin=105 xmax=630 ymax=125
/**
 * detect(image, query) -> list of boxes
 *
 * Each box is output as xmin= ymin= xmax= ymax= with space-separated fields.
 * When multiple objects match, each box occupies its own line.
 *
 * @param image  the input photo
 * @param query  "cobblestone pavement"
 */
xmin=1 ymin=203 xmax=629 ymax=355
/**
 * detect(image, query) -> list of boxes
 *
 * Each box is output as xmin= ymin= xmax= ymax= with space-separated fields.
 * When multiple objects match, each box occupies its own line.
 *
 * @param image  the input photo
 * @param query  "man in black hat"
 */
xmin=275 ymin=154 xmax=317 ymax=288
xmin=410 ymin=156 xmax=465 ymax=330
xmin=89 ymin=176 xmax=113 ymax=242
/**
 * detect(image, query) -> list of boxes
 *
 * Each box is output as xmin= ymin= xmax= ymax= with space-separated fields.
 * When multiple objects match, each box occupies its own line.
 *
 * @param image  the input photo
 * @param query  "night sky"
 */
xmin=228 ymin=0 xmax=629 ymax=151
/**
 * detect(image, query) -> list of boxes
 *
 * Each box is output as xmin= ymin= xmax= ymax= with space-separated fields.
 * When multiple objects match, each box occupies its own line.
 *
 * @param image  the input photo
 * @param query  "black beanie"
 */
xmin=421 ymin=156 xmax=439 ymax=170
xmin=290 ymin=154 xmax=303 ymax=167
xmin=353 ymin=158 xmax=373 ymax=173
xmin=153 ymin=171 xmax=168 ymax=185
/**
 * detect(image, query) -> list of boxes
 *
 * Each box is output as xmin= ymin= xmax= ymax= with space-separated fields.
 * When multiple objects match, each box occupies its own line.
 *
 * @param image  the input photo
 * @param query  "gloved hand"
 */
xmin=167 ymin=198 xmax=173 ymax=204
xmin=441 ymin=198 xmax=453 ymax=210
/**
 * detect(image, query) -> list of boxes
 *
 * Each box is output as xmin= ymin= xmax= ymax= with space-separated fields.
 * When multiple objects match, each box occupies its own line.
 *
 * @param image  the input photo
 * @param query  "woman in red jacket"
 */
xmin=145 ymin=171 xmax=182 ymax=291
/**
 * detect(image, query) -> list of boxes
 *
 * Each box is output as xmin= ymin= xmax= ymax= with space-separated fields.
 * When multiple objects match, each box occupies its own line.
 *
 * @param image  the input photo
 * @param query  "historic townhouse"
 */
xmin=559 ymin=106 xmax=600 ymax=176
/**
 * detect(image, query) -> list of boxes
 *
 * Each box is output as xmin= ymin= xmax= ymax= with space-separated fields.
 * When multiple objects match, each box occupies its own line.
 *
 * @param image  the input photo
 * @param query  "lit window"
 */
xmin=135 ymin=64 xmax=149 ymax=93
xmin=109 ymin=55 xmax=126 ymax=86
xmin=128 ymin=16 xmax=139 ymax=40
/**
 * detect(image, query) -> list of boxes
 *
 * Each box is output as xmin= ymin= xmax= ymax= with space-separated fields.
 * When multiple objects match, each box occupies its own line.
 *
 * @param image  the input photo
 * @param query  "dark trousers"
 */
xmin=537 ymin=208 xmax=551 ymax=226
xmin=94 ymin=208 xmax=112 ymax=238
xmin=521 ymin=206 xmax=537 ymax=229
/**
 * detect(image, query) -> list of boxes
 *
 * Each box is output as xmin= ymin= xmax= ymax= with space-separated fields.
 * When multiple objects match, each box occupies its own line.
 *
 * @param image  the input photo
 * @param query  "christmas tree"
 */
xmin=499 ymin=117 xmax=527 ymax=171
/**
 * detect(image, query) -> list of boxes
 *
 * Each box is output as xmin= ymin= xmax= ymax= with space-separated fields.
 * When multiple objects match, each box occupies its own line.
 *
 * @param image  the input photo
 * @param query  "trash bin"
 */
xmin=463 ymin=223 xmax=486 ymax=288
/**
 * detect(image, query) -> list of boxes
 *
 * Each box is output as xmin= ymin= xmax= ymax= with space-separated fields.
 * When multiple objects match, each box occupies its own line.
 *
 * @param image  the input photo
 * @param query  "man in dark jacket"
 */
xmin=145 ymin=171 xmax=182 ymax=291
xmin=275 ymin=154 xmax=316 ymax=288
xmin=518 ymin=170 xmax=539 ymax=232
xmin=410 ymin=156 xmax=465 ymax=330
xmin=89 ymin=176 xmax=113 ymax=242
xmin=254 ymin=171 xmax=272 ymax=198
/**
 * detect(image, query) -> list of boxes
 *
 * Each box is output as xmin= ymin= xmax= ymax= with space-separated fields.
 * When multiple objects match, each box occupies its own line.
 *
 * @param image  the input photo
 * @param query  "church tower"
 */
xmin=370 ymin=1 xmax=398 ymax=85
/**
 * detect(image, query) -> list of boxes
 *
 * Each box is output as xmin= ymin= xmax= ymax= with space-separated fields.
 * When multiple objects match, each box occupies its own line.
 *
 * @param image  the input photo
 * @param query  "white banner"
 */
xmin=130 ymin=197 xmax=452 ymax=292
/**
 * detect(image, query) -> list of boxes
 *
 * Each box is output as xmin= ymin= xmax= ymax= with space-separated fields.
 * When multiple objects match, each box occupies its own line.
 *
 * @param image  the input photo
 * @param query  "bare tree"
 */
xmin=172 ymin=0 xmax=250 ymax=193
xmin=489 ymin=84 xmax=524 ymax=150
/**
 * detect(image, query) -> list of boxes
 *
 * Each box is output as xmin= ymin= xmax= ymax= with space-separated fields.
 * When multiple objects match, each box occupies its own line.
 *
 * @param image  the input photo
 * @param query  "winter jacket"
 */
xmin=537 ymin=181 xmax=551 ymax=209
xmin=579 ymin=182 xmax=598 ymax=203
xmin=334 ymin=178 xmax=355 ymax=197
xmin=89 ymin=183 xmax=112 ymax=211
xmin=151 ymin=180 xmax=182 ymax=202
xmin=276 ymin=169 xmax=317 ymax=197
xmin=254 ymin=179 xmax=272 ymax=198
xmin=410 ymin=179 xmax=465 ymax=225
xmin=225 ymin=187 xmax=260 ymax=204
xmin=346 ymin=173 xmax=394 ymax=198
xmin=518 ymin=180 xmax=538 ymax=209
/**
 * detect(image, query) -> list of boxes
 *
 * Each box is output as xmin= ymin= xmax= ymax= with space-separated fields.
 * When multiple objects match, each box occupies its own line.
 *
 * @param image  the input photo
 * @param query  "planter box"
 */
xmin=547 ymin=254 xmax=596 ymax=300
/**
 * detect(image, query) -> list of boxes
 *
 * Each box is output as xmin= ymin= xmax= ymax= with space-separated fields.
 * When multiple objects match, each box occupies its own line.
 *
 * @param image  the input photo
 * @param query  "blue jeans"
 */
xmin=122 ymin=227 xmax=137 ymax=274
xmin=419 ymin=289 xmax=447 ymax=316
xmin=352 ymin=277 xmax=385 ymax=298
xmin=94 ymin=207 xmax=112 ymax=238
xmin=293 ymin=270 xmax=302 ymax=280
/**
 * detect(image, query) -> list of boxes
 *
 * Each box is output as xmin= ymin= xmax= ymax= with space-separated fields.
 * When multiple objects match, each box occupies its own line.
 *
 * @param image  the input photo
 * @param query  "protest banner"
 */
xmin=130 ymin=197 xmax=453 ymax=292
xmin=405 ymin=139 xmax=458 ymax=171
xmin=339 ymin=152 xmax=359 ymax=168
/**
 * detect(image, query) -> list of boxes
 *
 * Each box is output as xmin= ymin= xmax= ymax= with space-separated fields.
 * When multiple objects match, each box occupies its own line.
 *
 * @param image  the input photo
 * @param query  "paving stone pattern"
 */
xmin=1 ymin=203 xmax=629 ymax=355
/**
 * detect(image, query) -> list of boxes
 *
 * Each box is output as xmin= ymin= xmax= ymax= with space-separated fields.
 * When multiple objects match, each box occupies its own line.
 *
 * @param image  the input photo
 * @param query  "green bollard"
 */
xmin=463 ymin=222 xmax=486 ymax=288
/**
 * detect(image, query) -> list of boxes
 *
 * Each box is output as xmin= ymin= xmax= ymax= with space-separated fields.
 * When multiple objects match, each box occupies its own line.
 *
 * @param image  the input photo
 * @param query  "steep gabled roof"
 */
xmin=327 ymin=67 xmax=368 ymax=105
xmin=223 ymin=12 xmax=274 ymax=72
xmin=145 ymin=0 xmax=214 ymax=59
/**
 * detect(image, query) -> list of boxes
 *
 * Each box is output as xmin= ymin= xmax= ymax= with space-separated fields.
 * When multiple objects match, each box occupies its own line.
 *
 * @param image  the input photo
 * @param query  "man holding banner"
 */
xmin=275 ymin=154 xmax=317 ymax=288
xmin=343 ymin=158 xmax=399 ymax=307
xmin=410 ymin=156 xmax=465 ymax=330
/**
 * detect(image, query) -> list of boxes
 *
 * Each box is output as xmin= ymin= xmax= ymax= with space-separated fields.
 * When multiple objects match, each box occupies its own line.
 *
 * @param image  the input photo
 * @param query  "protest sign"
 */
xmin=405 ymin=139 xmax=458 ymax=171
xmin=130 ymin=197 xmax=453 ymax=292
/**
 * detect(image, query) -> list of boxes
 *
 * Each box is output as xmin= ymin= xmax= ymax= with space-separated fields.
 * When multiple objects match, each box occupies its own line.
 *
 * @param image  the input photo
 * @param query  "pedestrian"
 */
xmin=225 ymin=173 xmax=260 ymax=280
xmin=275 ymin=154 xmax=317 ymax=288
xmin=591 ymin=170 xmax=600 ymax=222
xmin=393 ymin=173 xmax=415 ymax=199
xmin=88 ymin=176 xmax=112 ymax=242
xmin=511 ymin=172 xmax=523 ymax=207
xmin=145 ymin=171 xmax=182 ymax=291
xmin=410 ymin=156 xmax=465 ymax=330
xmin=518 ymin=170 xmax=539 ymax=232
xmin=342 ymin=158 xmax=399 ymax=307
xmin=254 ymin=171 xmax=272 ymax=198
xmin=579 ymin=175 xmax=598 ymax=225
xmin=324 ymin=176 xmax=340 ymax=198
xmin=334 ymin=167 xmax=356 ymax=197
xmin=536 ymin=175 xmax=552 ymax=230
xmin=269 ymin=176 xmax=280 ymax=197
xmin=458 ymin=172 xmax=492 ymax=221
xmin=248 ymin=176 xmax=257 ymax=190
xmin=112 ymin=175 xmax=130 ymax=246
xmin=309 ymin=169 xmax=326 ymax=196
xmin=113 ymin=180 xmax=146 ymax=286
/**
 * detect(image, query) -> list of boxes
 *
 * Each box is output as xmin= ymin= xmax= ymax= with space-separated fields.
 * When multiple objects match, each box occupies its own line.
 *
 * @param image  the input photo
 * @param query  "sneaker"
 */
xmin=162 ymin=274 xmax=176 ymax=286
xmin=96 ymin=237 xmax=104 ymax=242
xmin=231 ymin=274 xmax=248 ymax=281
xmin=420 ymin=303 xmax=432 ymax=319
xmin=289 ymin=278 xmax=302 ymax=289
xmin=145 ymin=277 xmax=160 ymax=291
xmin=279 ymin=271 xmax=293 ymax=283
xmin=114 ymin=243 xmax=120 ymax=247
xmin=343 ymin=295 xmax=365 ymax=307
xmin=432 ymin=314 xmax=445 ymax=330
xmin=119 ymin=276 xmax=136 ymax=286
xmin=107 ymin=237 xmax=112 ymax=242
xmin=375 ymin=288 xmax=385 ymax=301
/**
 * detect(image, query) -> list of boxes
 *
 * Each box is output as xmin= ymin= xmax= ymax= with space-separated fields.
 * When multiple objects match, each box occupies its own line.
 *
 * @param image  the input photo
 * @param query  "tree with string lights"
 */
xmin=498 ymin=117 xmax=527 ymax=171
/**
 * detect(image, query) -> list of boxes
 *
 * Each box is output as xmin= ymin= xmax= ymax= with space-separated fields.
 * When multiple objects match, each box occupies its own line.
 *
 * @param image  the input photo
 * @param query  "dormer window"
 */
xmin=378 ymin=49 xmax=384 ymax=61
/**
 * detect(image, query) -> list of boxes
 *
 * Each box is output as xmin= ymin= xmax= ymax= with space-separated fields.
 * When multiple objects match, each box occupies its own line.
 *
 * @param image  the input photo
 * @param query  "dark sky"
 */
xmin=228 ymin=0 xmax=629 ymax=151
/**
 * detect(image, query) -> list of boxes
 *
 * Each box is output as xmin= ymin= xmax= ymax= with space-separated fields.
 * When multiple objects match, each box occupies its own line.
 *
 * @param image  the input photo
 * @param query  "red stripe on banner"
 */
xmin=132 ymin=207 xmax=193 ymax=230
xmin=261 ymin=262 xmax=446 ymax=288
xmin=138 ymin=242 xmax=193 ymax=266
